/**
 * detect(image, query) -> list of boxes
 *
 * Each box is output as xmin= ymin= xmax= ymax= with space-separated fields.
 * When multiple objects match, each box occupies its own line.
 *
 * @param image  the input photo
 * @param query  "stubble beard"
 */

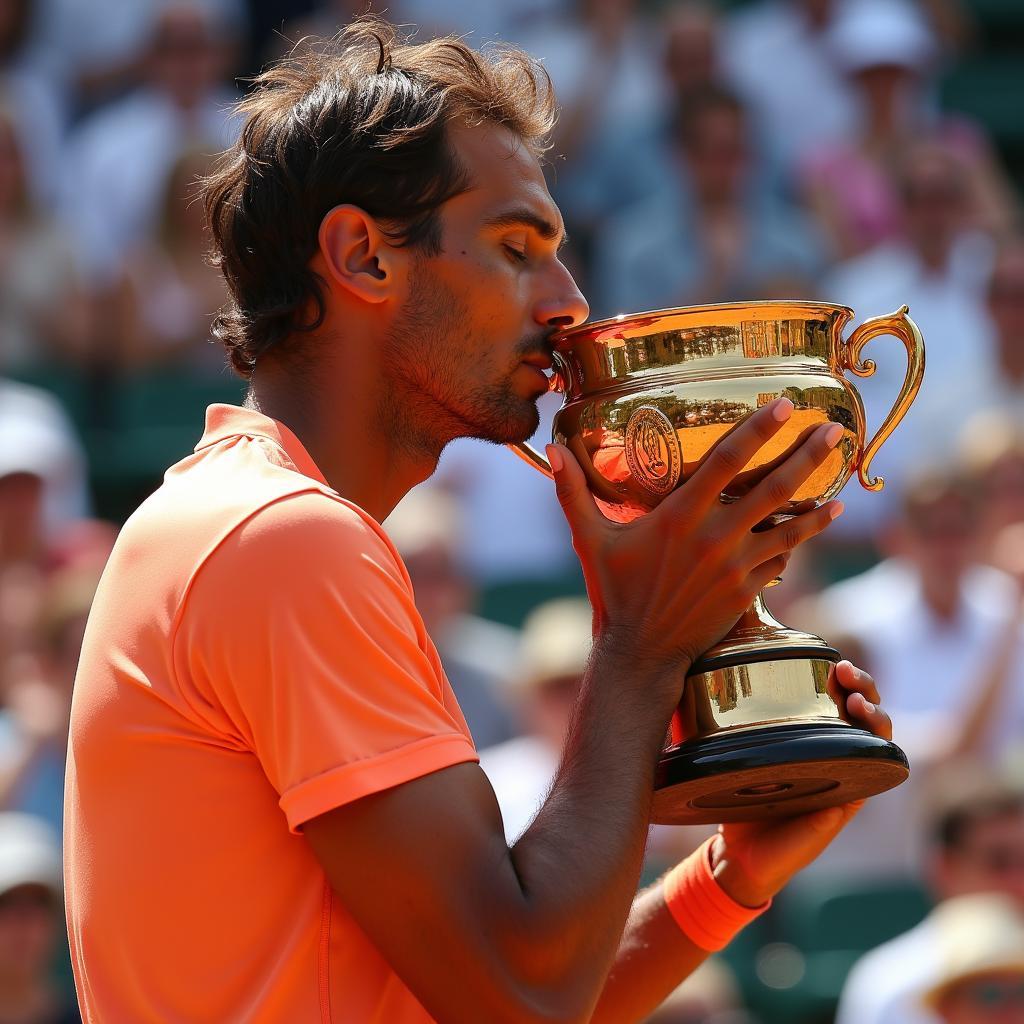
xmin=380 ymin=265 xmax=543 ymax=457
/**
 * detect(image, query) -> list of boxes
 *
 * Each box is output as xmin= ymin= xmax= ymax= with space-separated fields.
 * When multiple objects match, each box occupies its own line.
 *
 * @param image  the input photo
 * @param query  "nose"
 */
xmin=534 ymin=262 xmax=590 ymax=331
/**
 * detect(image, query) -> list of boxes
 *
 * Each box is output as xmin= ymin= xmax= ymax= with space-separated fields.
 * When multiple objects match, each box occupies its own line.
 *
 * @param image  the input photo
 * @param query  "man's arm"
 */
xmin=590 ymin=662 xmax=892 ymax=1023
xmin=305 ymin=400 xmax=848 ymax=1023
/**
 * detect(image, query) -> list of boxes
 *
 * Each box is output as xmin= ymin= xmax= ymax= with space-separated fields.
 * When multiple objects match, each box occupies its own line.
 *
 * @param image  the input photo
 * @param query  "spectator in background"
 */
xmin=515 ymin=0 xmax=663 ymax=261
xmin=800 ymin=0 xmax=1016 ymax=260
xmin=795 ymin=469 xmax=1024 ymax=879
xmin=384 ymin=488 xmax=518 ymax=751
xmin=552 ymin=2 xmax=729 ymax=252
xmin=0 ymin=566 xmax=98 ymax=837
xmin=721 ymin=0 xmax=857 ymax=173
xmin=925 ymin=236 xmax=1024 ymax=429
xmin=837 ymin=772 xmax=1024 ymax=1024
xmin=823 ymin=143 xmax=995 ymax=537
xmin=922 ymin=895 xmax=1024 ymax=1024
xmin=59 ymin=1 xmax=241 ymax=288
xmin=396 ymin=0 xmax=567 ymax=44
xmin=815 ymin=470 xmax=1023 ymax=764
xmin=0 ymin=0 xmax=64 ymax=205
xmin=983 ymin=237 xmax=1024 ymax=410
xmin=0 ymin=381 xmax=88 ymax=550
xmin=0 ymin=106 xmax=90 ymax=371
xmin=593 ymin=84 xmax=823 ymax=319
xmin=959 ymin=416 xmax=1024 ymax=568
xmin=37 ymin=0 xmax=245 ymax=117
xmin=479 ymin=597 xmax=590 ymax=843
xmin=111 ymin=147 xmax=227 ymax=373
xmin=0 ymin=813 xmax=76 ymax=1023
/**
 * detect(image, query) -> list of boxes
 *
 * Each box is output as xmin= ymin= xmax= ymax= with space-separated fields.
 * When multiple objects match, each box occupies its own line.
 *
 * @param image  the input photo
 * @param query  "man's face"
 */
xmin=382 ymin=123 xmax=588 ymax=449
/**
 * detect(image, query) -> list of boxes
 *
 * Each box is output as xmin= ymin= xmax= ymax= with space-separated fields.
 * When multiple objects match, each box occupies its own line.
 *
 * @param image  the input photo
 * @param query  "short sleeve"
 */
xmin=175 ymin=491 xmax=478 ymax=832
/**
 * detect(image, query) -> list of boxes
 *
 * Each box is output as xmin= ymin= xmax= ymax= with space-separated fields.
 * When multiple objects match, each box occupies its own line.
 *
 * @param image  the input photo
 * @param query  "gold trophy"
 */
xmin=512 ymin=302 xmax=924 ymax=824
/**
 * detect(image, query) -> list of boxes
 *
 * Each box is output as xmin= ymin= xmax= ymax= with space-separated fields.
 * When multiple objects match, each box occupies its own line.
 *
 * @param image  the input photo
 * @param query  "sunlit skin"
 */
xmin=247 ymin=118 xmax=892 ymax=1023
xmin=246 ymin=122 xmax=586 ymax=523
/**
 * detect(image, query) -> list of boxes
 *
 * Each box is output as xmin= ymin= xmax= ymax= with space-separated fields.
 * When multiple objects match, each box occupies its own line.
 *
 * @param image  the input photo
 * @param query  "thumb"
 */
xmin=547 ymin=444 xmax=602 ymax=537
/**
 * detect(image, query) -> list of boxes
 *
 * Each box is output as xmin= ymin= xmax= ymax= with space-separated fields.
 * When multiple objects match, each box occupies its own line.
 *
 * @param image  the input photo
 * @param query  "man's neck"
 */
xmin=244 ymin=356 xmax=439 ymax=523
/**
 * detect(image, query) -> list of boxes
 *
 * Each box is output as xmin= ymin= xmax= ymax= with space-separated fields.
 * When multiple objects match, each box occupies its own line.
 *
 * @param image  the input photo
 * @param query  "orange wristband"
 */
xmin=662 ymin=838 xmax=771 ymax=951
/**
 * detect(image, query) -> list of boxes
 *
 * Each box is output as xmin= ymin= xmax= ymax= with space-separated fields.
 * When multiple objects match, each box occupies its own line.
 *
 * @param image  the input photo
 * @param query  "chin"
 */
xmin=471 ymin=401 xmax=541 ymax=447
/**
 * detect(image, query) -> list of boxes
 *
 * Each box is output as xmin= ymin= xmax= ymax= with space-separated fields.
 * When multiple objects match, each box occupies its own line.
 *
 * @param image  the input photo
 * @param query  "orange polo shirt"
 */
xmin=64 ymin=404 xmax=478 ymax=1023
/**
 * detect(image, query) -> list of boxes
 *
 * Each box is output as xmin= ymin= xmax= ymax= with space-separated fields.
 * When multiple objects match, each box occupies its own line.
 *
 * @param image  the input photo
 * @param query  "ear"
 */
xmin=318 ymin=204 xmax=400 ymax=305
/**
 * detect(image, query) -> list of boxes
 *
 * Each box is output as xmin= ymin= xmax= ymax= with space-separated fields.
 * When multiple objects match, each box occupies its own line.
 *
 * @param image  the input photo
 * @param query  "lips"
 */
xmin=520 ymin=354 xmax=554 ymax=371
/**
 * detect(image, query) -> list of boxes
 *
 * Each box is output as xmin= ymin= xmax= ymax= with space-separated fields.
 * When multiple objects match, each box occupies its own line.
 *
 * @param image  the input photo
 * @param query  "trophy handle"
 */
xmin=842 ymin=304 xmax=925 ymax=492
xmin=509 ymin=440 xmax=554 ymax=479
xmin=507 ymin=363 xmax=568 ymax=479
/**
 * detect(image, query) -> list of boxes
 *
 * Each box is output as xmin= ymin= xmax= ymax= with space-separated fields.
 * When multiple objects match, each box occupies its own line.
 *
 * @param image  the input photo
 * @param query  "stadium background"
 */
xmin=2 ymin=0 xmax=1024 ymax=1021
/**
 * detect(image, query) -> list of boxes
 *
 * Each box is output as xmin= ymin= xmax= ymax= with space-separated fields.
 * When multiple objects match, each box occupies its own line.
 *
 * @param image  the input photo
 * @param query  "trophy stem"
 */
xmin=689 ymin=589 xmax=838 ymax=677
xmin=652 ymin=594 xmax=909 ymax=825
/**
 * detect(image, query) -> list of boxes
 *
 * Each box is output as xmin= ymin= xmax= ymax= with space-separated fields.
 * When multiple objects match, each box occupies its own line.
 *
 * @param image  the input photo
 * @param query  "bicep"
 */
xmin=303 ymin=761 xmax=532 ymax=1021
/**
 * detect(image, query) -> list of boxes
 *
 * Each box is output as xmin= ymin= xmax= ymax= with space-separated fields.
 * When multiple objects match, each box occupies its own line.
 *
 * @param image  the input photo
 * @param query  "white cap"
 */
xmin=517 ymin=597 xmax=593 ymax=690
xmin=828 ymin=0 xmax=937 ymax=74
xmin=921 ymin=893 xmax=1024 ymax=1008
xmin=0 ymin=814 xmax=62 ymax=896
xmin=384 ymin=488 xmax=463 ymax=560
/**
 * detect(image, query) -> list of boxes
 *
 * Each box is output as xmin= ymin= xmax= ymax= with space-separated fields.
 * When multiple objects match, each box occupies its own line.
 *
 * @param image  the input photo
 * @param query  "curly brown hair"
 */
xmin=203 ymin=17 xmax=557 ymax=378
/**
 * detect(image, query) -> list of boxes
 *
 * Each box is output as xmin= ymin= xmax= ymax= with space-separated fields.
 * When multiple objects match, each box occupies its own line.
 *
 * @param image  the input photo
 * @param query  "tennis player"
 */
xmin=64 ymin=19 xmax=892 ymax=1023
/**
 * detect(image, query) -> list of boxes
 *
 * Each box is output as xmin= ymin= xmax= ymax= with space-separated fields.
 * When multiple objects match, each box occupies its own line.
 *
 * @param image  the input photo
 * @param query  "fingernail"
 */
xmin=772 ymin=398 xmax=794 ymax=422
xmin=829 ymin=501 xmax=845 ymax=520
xmin=546 ymin=445 xmax=563 ymax=473
xmin=824 ymin=424 xmax=844 ymax=449
xmin=860 ymin=697 xmax=876 ymax=713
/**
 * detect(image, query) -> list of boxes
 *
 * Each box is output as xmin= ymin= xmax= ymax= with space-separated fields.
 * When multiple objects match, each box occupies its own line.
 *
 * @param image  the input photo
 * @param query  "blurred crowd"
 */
xmin=2 ymin=0 xmax=1024 ymax=1021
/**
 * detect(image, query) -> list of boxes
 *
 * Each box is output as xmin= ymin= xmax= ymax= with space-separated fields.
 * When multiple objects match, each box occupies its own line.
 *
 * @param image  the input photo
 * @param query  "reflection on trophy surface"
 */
xmin=512 ymin=301 xmax=925 ymax=824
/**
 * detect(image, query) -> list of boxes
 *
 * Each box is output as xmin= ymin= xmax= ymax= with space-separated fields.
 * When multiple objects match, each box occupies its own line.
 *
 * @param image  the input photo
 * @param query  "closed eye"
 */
xmin=503 ymin=244 xmax=528 ymax=264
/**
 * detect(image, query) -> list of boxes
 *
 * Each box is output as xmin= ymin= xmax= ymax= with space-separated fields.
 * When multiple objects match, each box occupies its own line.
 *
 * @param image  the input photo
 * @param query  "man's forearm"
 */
xmin=590 ymin=882 xmax=709 ymax=1024
xmin=504 ymin=647 xmax=686 ymax=1011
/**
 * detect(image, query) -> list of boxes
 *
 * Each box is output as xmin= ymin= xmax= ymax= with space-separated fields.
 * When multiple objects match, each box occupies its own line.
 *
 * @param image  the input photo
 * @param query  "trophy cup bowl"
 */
xmin=512 ymin=301 xmax=925 ymax=824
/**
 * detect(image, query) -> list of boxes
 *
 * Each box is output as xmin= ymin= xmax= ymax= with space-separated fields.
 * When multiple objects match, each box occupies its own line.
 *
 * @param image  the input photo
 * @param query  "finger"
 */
xmin=846 ymin=690 xmax=893 ymax=741
xmin=547 ymin=444 xmax=604 ymax=540
xmin=803 ymin=799 xmax=863 ymax=838
xmin=749 ymin=501 xmax=844 ymax=563
xmin=733 ymin=421 xmax=845 ymax=529
xmin=673 ymin=399 xmax=794 ymax=510
xmin=746 ymin=553 xmax=792 ymax=593
xmin=832 ymin=660 xmax=881 ymax=705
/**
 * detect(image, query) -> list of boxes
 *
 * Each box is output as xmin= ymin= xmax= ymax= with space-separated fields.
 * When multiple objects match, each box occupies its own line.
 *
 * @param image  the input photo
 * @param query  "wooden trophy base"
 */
xmin=651 ymin=722 xmax=909 ymax=825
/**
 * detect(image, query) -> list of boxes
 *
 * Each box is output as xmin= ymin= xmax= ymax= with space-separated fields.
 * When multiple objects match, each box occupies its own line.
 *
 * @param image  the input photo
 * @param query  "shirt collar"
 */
xmin=195 ymin=404 xmax=329 ymax=486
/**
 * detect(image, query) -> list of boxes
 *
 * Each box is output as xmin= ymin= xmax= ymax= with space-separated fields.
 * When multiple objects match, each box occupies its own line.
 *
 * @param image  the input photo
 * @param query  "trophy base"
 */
xmin=651 ymin=721 xmax=909 ymax=825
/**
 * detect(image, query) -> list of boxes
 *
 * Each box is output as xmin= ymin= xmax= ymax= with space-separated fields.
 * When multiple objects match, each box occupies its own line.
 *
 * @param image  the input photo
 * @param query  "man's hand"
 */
xmin=549 ymin=397 xmax=845 ymax=686
xmin=710 ymin=661 xmax=892 ymax=907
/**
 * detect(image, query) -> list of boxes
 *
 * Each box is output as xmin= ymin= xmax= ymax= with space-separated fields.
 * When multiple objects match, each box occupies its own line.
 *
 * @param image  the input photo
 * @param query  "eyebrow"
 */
xmin=483 ymin=207 xmax=569 ymax=251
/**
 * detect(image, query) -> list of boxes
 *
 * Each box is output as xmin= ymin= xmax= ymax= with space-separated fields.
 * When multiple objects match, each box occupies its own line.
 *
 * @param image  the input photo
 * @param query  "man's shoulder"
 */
xmin=221 ymin=487 xmax=399 ymax=571
xmin=115 ymin=439 xmax=401 ymax=603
